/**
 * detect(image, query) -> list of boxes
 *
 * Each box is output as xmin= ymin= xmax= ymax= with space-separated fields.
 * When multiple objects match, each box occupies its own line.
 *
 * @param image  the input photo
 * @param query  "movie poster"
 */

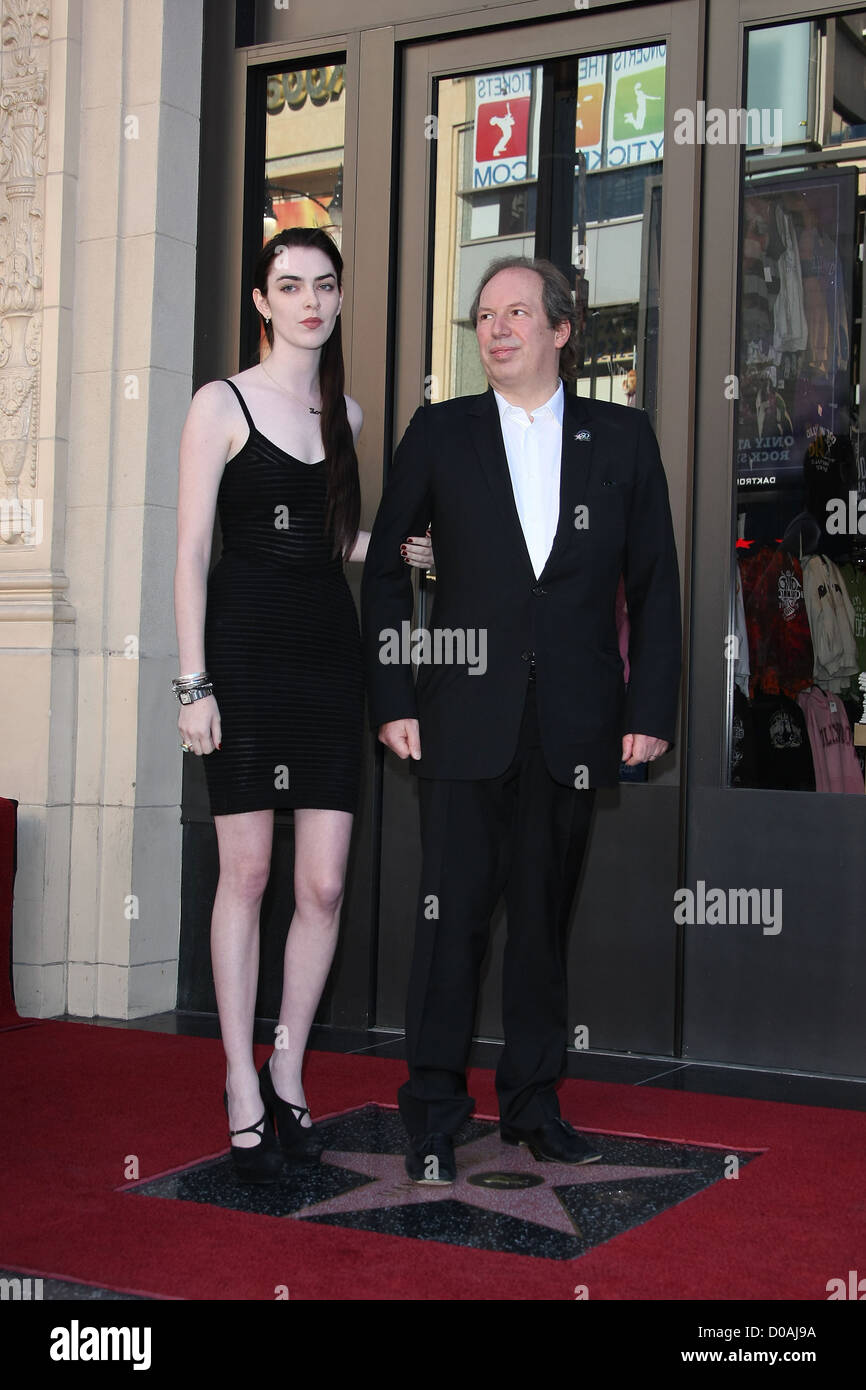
xmin=735 ymin=169 xmax=856 ymax=496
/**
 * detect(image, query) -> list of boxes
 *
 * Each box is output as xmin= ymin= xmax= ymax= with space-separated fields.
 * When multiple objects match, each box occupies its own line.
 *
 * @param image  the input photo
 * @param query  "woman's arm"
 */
xmin=174 ymin=381 xmax=234 ymax=671
xmin=345 ymin=528 xmax=434 ymax=568
xmin=174 ymin=381 xmax=237 ymax=754
xmin=341 ymin=395 xmax=368 ymax=562
xmin=346 ymin=529 xmax=370 ymax=562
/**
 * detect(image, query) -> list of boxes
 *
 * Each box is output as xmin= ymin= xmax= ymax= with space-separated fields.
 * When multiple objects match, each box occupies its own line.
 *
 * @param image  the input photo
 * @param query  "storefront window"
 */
xmin=430 ymin=66 xmax=542 ymax=401
xmin=429 ymin=45 xmax=666 ymax=419
xmin=572 ymin=46 xmax=664 ymax=424
xmin=729 ymin=14 xmax=866 ymax=794
xmin=263 ymin=64 xmax=346 ymax=248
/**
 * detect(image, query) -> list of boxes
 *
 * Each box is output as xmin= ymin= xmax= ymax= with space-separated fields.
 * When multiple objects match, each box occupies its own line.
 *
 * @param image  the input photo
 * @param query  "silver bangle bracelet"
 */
xmin=171 ymin=671 xmax=211 ymax=694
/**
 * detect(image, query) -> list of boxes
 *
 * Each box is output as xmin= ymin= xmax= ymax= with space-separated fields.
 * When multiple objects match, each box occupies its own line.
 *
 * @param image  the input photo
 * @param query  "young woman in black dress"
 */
xmin=173 ymin=228 xmax=431 ymax=1181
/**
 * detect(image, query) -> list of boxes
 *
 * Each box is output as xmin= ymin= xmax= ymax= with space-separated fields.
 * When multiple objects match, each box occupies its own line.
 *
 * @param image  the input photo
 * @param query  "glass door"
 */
xmin=428 ymin=53 xmax=665 ymax=420
xmin=376 ymin=2 xmax=701 ymax=1056
xmin=685 ymin=0 xmax=866 ymax=1077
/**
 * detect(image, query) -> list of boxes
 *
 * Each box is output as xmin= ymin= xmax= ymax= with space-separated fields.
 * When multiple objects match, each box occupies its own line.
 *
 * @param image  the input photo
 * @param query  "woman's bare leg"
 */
xmin=268 ymin=808 xmax=354 ymax=1124
xmin=212 ymin=808 xmax=274 ymax=1146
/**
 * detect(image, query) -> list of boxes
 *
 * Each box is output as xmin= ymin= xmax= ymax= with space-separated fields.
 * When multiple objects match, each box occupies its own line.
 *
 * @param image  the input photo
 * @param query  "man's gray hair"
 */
xmin=468 ymin=256 xmax=580 ymax=381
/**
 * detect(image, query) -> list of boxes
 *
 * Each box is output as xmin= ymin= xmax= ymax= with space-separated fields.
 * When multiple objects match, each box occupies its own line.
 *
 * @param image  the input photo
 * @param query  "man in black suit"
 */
xmin=361 ymin=257 xmax=681 ymax=1182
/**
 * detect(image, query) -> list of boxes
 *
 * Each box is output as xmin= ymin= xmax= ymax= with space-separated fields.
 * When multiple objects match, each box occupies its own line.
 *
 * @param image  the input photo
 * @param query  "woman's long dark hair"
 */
xmin=254 ymin=227 xmax=360 ymax=559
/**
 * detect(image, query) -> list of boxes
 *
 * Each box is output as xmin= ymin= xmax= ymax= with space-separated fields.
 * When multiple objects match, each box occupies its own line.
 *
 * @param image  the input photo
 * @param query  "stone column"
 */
xmin=0 ymin=0 xmax=204 ymax=1017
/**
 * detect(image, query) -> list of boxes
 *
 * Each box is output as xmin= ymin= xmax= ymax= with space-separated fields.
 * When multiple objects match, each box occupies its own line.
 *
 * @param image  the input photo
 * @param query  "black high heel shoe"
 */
xmin=258 ymin=1058 xmax=325 ymax=1162
xmin=223 ymin=1090 xmax=284 ymax=1183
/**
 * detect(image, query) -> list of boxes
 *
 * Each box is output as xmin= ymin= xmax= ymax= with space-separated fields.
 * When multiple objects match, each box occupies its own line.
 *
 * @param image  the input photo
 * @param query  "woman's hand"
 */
xmin=402 ymin=529 xmax=434 ymax=572
xmin=178 ymin=693 xmax=222 ymax=756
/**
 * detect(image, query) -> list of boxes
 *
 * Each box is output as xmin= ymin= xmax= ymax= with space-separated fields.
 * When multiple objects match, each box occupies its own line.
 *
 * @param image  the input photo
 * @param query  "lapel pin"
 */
xmin=575 ymin=429 xmax=591 ymax=442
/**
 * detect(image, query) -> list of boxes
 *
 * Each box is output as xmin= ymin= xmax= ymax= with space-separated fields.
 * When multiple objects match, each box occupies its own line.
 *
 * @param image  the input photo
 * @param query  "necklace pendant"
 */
xmin=309 ymin=406 xmax=322 ymax=415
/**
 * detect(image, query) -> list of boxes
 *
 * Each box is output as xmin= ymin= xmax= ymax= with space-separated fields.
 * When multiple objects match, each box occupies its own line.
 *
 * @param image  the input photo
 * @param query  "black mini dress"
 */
xmin=201 ymin=379 xmax=363 ymax=816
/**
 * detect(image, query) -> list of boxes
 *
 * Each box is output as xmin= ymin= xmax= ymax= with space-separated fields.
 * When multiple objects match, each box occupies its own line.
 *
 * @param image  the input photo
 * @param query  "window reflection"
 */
xmin=729 ymin=16 xmax=866 ymax=794
xmin=572 ymin=47 xmax=664 ymax=418
xmin=263 ymin=64 xmax=346 ymax=247
xmin=429 ymin=46 xmax=666 ymax=417
xmin=430 ymin=68 xmax=542 ymax=402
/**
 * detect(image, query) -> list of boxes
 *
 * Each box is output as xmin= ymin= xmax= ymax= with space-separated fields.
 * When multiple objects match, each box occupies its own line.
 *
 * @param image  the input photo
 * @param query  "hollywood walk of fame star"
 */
xmin=291 ymin=1131 xmax=698 ymax=1237
xmin=125 ymin=1104 xmax=759 ymax=1259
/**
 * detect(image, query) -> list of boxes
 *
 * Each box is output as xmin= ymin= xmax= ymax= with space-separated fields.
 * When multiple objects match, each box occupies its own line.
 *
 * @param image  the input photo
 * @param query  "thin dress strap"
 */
xmin=222 ymin=378 xmax=256 ymax=435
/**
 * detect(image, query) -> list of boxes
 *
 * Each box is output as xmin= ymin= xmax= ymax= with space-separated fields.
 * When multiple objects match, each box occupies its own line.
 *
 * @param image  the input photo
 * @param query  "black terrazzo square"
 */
xmin=124 ymin=1104 xmax=761 ymax=1259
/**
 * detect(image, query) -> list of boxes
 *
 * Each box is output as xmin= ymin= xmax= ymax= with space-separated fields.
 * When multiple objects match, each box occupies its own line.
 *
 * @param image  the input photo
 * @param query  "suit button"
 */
xmin=532 ymin=585 xmax=546 ymax=595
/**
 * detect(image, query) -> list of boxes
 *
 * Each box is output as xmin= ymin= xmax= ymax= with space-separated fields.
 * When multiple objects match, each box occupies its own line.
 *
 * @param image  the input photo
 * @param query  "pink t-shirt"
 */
xmin=796 ymin=686 xmax=863 ymax=794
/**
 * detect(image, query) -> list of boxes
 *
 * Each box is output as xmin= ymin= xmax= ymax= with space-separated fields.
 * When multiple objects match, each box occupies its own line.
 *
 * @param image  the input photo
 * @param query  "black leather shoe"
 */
xmin=223 ymin=1091 xmax=284 ymax=1184
xmin=405 ymin=1132 xmax=457 ymax=1184
xmin=258 ymin=1058 xmax=325 ymax=1163
xmin=500 ymin=1116 xmax=602 ymax=1164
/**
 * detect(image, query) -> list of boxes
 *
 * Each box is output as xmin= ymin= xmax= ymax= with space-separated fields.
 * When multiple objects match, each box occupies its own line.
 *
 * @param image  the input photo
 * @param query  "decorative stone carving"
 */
xmin=0 ymin=0 xmax=48 ymax=546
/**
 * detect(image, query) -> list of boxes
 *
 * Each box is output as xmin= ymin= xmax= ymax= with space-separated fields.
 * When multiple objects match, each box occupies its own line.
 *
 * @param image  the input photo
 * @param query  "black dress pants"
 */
xmin=397 ymin=679 xmax=597 ymax=1137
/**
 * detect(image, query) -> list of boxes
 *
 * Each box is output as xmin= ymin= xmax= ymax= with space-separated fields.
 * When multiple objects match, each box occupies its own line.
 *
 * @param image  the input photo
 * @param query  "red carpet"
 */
xmin=1 ymin=1020 xmax=864 ymax=1300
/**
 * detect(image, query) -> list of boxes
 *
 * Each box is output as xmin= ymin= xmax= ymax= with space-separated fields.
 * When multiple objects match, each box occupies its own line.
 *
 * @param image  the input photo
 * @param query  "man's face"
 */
xmin=475 ymin=267 xmax=570 ymax=392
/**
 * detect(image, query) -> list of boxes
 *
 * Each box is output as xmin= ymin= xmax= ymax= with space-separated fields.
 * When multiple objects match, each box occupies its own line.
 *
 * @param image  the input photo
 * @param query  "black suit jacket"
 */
xmin=361 ymin=385 xmax=682 ymax=787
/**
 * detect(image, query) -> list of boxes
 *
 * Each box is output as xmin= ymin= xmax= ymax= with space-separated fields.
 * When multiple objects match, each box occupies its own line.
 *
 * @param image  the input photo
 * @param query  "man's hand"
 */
xmin=622 ymin=733 xmax=669 ymax=766
xmin=379 ymin=718 xmax=422 ymax=760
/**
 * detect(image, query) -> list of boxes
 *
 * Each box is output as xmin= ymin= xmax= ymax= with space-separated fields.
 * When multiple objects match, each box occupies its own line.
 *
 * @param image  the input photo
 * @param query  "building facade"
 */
xmin=3 ymin=0 xmax=866 ymax=1080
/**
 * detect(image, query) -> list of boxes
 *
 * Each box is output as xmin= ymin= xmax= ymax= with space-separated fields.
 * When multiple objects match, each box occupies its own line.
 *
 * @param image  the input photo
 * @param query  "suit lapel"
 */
xmin=539 ymin=389 xmax=596 ymax=581
xmin=466 ymin=387 xmax=535 ymax=580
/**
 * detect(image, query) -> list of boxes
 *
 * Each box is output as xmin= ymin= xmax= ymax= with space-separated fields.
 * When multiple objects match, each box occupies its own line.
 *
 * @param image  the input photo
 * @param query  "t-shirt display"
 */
xmin=841 ymin=563 xmax=866 ymax=673
xmin=801 ymin=553 xmax=859 ymax=691
xmin=733 ymin=543 xmax=865 ymax=793
xmin=738 ymin=548 xmax=814 ymax=699
xmin=730 ymin=167 xmax=864 ymax=793
xmin=748 ymin=692 xmax=816 ymax=792
xmin=796 ymin=686 xmax=863 ymax=794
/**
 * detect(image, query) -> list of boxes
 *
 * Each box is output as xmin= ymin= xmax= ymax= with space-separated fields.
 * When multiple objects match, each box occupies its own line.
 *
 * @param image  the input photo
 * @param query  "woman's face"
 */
xmin=256 ymin=244 xmax=343 ymax=351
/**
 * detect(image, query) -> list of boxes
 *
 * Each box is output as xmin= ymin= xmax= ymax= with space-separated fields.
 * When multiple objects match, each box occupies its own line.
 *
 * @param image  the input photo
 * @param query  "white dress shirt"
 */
xmin=492 ymin=379 xmax=564 ymax=579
